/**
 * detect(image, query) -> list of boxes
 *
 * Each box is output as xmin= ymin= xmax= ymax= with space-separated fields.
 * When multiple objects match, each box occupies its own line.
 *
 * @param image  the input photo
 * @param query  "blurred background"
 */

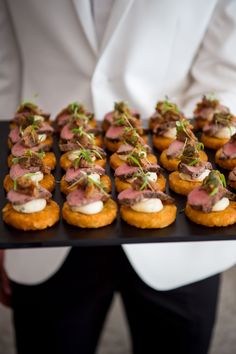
xmin=0 ymin=265 xmax=236 ymax=354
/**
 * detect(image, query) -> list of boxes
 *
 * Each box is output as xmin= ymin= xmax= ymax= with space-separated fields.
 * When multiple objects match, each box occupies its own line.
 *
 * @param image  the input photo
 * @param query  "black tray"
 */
xmin=0 ymin=121 xmax=236 ymax=249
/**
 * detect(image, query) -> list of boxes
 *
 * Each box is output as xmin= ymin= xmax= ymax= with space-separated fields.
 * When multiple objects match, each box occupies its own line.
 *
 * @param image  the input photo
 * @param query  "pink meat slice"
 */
xmin=37 ymin=122 xmax=54 ymax=134
xmin=11 ymin=141 xmax=49 ymax=157
xmin=202 ymin=123 xmax=211 ymax=133
xmin=118 ymin=188 xmax=174 ymax=206
xmin=180 ymin=163 xmax=204 ymax=175
xmin=9 ymin=127 xmax=20 ymax=144
xmin=67 ymin=188 xmax=103 ymax=207
xmin=222 ymin=142 xmax=236 ymax=158
xmin=118 ymin=188 xmax=144 ymax=201
xmin=117 ymin=144 xmax=134 ymax=154
xmin=65 ymin=166 xmax=105 ymax=182
xmin=197 ymin=107 xmax=214 ymax=120
xmin=57 ymin=113 xmax=71 ymax=126
xmin=115 ymin=164 xmax=139 ymax=177
xmin=104 ymin=112 xmax=113 ymax=123
xmin=8 ymin=187 xmax=51 ymax=205
xmin=105 ymin=126 xmax=124 ymax=139
xmin=166 ymin=140 xmax=184 ymax=158
xmin=60 ymin=123 xmax=74 ymax=140
xmin=65 ymin=168 xmax=85 ymax=183
xmin=9 ymin=164 xmax=40 ymax=180
xmin=187 ymin=188 xmax=211 ymax=208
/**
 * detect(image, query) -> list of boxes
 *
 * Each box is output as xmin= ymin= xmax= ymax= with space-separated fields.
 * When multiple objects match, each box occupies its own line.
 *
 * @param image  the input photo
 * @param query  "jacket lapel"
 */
xmin=99 ymin=0 xmax=134 ymax=54
xmin=72 ymin=0 xmax=98 ymax=55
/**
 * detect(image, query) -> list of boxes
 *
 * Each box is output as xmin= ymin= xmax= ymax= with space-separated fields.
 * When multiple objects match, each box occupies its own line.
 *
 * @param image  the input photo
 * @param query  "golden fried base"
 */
xmin=104 ymin=138 xmax=121 ymax=152
xmin=3 ymin=174 xmax=56 ymax=193
xmin=169 ymin=171 xmax=202 ymax=196
xmin=7 ymin=138 xmax=13 ymax=149
xmin=60 ymin=152 xmax=106 ymax=170
xmin=201 ymin=133 xmax=228 ymax=150
xmin=120 ymin=204 xmax=177 ymax=229
xmin=60 ymin=175 xmax=112 ymax=194
xmin=185 ymin=202 xmax=236 ymax=227
xmin=95 ymin=135 xmax=103 ymax=147
xmin=152 ymin=135 xmax=174 ymax=151
xmin=194 ymin=118 xmax=208 ymax=131
xmin=109 ymin=153 xmax=157 ymax=170
xmin=62 ymin=199 xmax=117 ymax=228
xmin=8 ymin=152 xmax=56 ymax=170
xmin=2 ymin=200 xmax=60 ymax=230
xmin=215 ymin=148 xmax=236 ymax=170
xmin=114 ymin=174 xmax=166 ymax=192
xmin=149 ymin=119 xmax=156 ymax=131
xmin=105 ymin=135 xmax=148 ymax=153
xmin=101 ymin=120 xmax=110 ymax=132
xmin=160 ymin=150 xmax=208 ymax=172
xmin=89 ymin=119 xmax=97 ymax=128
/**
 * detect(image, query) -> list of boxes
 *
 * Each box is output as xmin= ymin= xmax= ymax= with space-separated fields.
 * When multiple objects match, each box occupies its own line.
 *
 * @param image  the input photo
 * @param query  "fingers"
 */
xmin=0 ymin=250 xmax=12 ymax=307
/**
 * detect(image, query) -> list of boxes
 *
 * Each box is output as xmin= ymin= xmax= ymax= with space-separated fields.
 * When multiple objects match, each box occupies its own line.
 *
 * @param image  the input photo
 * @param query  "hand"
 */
xmin=0 ymin=250 xmax=11 ymax=307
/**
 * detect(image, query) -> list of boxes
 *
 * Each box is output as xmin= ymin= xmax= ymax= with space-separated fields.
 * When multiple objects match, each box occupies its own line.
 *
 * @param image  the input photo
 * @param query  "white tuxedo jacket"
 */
xmin=1 ymin=0 xmax=236 ymax=290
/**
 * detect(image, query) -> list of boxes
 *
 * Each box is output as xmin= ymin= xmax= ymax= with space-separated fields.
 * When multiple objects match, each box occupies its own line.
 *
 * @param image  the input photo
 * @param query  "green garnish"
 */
xmin=188 ymin=158 xmax=200 ymax=166
xmin=87 ymin=176 xmax=110 ymax=197
xmin=128 ymin=155 xmax=142 ymax=168
xmin=26 ymin=150 xmax=33 ymax=156
xmin=17 ymin=100 xmax=38 ymax=112
xmin=206 ymin=92 xmax=217 ymax=101
xmin=203 ymin=170 xmax=226 ymax=196
xmin=23 ymin=172 xmax=37 ymax=178
xmin=157 ymin=97 xmax=180 ymax=115
xmin=209 ymin=187 xmax=219 ymax=197
xmin=72 ymin=127 xmax=95 ymax=142
xmin=13 ymin=179 xmax=17 ymax=191
xmin=12 ymin=157 xmax=20 ymax=165
xmin=72 ymin=148 xmax=103 ymax=168
xmin=68 ymin=176 xmax=86 ymax=190
xmin=214 ymin=112 xmax=233 ymax=127
xmin=68 ymin=102 xmax=81 ymax=115
xmin=197 ymin=142 xmax=204 ymax=151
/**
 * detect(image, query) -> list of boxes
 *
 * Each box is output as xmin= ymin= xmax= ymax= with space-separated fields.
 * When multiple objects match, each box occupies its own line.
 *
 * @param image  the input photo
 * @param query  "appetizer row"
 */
xmin=3 ymin=102 xmax=59 ymax=230
xmin=57 ymin=101 xmax=175 ymax=229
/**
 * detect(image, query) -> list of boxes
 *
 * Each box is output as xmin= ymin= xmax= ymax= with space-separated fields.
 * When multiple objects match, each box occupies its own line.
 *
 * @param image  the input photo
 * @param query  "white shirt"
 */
xmin=91 ymin=0 xmax=115 ymax=47
xmin=2 ymin=0 xmax=236 ymax=290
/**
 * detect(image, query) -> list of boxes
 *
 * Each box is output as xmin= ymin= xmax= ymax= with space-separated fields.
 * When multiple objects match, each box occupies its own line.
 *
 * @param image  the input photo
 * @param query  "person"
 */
xmin=1 ymin=0 xmax=236 ymax=353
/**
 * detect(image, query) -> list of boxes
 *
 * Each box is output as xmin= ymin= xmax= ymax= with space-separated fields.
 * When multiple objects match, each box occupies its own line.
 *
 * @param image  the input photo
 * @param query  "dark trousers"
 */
xmin=11 ymin=246 xmax=220 ymax=354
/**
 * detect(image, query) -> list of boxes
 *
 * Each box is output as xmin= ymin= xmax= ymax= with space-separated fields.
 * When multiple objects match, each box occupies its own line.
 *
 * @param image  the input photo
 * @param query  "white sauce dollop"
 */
xmin=214 ymin=126 xmax=236 ymax=139
xmin=163 ymin=127 xmax=177 ymax=139
xmin=179 ymin=169 xmax=211 ymax=182
xmin=117 ymin=154 xmax=128 ymax=161
xmin=71 ymin=201 xmax=103 ymax=214
xmin=27 ymin=171 xmax=44 ymax=184
xmin=13 ymin=199 xmax=46 ymax=213
xmin=212 ymin=197 xmax=229 ymax=212
xmin=146 ymin=172 xmax=157 ymax=182
xmin=127 ymin=172 xmax=157 ymax=184
xmin=131 ymin=198 xmax=163 ymax=213
xmin=38 ymin=133 xmax=47 ymax=142
xmin=88 ymin=173 xmax=100 ymax=183
xmin=34 ymin=115 xmax=45 ymax=122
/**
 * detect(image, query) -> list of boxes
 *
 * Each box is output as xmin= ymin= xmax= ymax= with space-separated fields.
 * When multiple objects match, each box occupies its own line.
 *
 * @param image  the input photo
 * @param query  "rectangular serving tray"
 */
xmin=1 ymin=121 xmax=236 ymax=249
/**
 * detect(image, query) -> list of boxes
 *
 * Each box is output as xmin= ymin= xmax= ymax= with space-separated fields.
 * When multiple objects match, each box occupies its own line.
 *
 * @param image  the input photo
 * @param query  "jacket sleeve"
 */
xmin=182 ymin=0 xmax=236 ymax=116
xmin=0 ymin=0 xmax=21 ymax=118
